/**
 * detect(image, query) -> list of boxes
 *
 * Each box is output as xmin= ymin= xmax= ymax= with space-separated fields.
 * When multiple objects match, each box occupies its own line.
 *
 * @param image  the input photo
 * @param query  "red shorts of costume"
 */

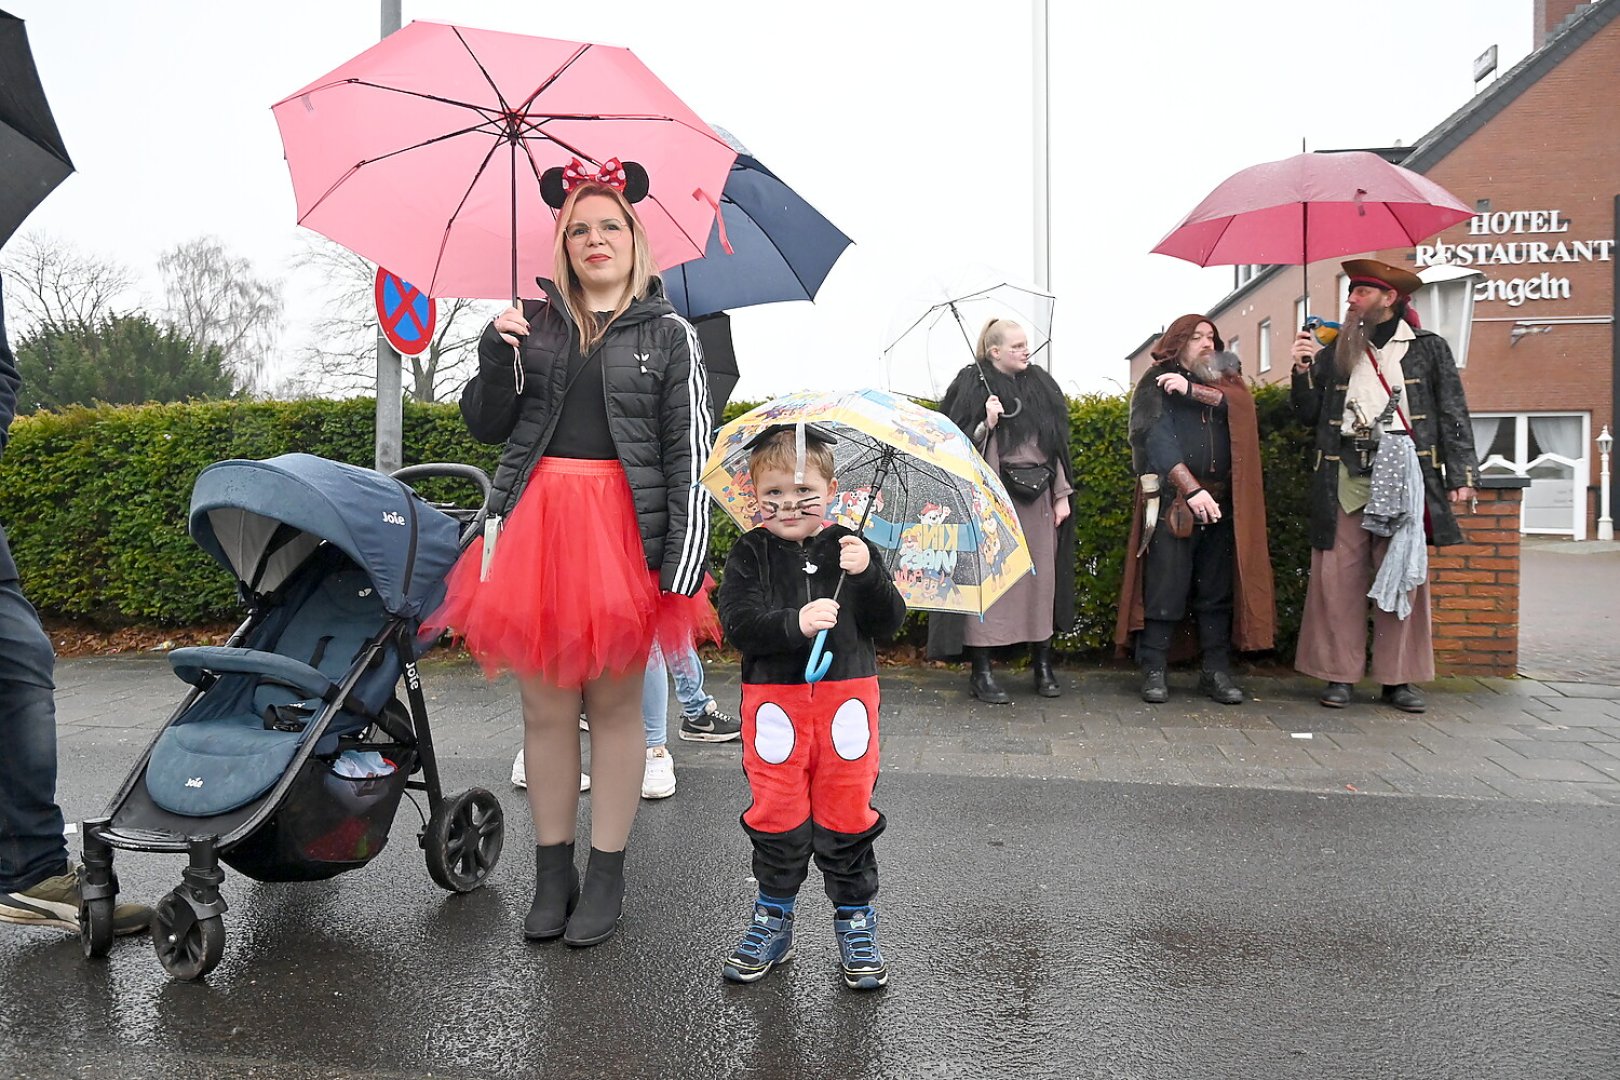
xmin=424 ymin=457 xmax=717 ymax=688
xmin=740 ymin=676 xmax=885 ymax=906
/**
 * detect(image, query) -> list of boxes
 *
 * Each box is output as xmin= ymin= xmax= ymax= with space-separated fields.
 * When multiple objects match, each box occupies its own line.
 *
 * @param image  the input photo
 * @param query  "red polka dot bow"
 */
xmin=562 ymin=157 xmax=627 ymax=193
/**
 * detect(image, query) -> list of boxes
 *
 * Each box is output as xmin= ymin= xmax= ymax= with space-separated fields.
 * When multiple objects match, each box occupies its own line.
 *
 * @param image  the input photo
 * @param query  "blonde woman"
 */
xmin=427 ymin=161 xmax=715 ymax=947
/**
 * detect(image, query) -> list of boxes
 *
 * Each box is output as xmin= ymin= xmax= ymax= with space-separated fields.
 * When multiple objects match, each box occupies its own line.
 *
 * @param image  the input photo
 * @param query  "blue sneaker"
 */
xmin=834 ymin=906 xmax=888 ymax=990
xmin=722 ymin=903 xmax=795 ymax=983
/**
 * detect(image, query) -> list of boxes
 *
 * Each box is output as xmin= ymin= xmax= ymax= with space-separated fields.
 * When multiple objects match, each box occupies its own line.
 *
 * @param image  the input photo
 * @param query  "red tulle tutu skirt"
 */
xmin=424 ymin=457 xmax=718 ymax=687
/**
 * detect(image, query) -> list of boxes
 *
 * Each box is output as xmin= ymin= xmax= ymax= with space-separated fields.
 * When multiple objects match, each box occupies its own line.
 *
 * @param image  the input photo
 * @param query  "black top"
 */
xmin=1142 ymin=369 xmax=1233 ymax=491
xmin=541 ymin=315 xmax=614 ymax=460
xmin=717 ymin=524 xmax=907 ymax=685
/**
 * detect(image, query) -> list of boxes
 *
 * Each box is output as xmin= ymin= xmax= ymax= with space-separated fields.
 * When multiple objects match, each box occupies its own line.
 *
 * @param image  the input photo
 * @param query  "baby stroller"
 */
xmin=79 ymin=453 xmax=500 ymax=980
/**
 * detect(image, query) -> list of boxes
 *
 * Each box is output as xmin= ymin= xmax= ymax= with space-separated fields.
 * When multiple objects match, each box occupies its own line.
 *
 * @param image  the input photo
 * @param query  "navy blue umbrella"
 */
xmin=0 ymin=10 xmax=74 ymax=247
xmin=660 ymin=139 xmax=852 ymax=320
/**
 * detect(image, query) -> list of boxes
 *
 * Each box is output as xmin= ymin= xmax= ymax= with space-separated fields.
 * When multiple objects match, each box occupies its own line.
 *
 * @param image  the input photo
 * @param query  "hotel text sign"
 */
xmin=1415 ymin=209 xmax=1614 ymax=308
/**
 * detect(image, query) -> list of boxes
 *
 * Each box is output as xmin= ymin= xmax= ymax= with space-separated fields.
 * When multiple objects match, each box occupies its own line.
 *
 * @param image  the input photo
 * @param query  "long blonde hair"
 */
xmin=550 ymin=182 xmax=659 ymax=355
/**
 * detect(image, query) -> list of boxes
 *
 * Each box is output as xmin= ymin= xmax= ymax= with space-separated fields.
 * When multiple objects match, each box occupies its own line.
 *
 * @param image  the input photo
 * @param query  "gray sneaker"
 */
xmin=0 ymin=867 xmax=152 ymax=936
xmin=678 ymin=700 xmax=741 ymax=742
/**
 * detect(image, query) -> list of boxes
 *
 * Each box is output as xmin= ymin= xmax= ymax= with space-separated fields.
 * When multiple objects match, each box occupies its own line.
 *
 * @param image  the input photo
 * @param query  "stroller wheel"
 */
xmin=152 ymin=891 xmax=225 ymax=981
xmin=80 ymin=897 xmax=114 ymax=959
xmin=425 ymin=788 xmax=504 ymax=893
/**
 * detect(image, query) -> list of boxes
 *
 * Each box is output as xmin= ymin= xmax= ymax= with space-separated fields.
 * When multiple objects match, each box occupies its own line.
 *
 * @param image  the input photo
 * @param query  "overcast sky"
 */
xmin=7 ymin=0 xmax=1532 ymax=402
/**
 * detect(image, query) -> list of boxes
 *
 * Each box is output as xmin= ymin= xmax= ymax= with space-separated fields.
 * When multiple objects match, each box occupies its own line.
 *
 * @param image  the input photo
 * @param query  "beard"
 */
xmin=1333 ymin=299 xmax=1390 ymax=377
xmin=1186 ymin=351 xmax=1220 ymax=383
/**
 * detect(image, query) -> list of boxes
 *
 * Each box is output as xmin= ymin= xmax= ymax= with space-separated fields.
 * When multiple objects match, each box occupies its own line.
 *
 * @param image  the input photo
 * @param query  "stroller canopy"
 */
xmin=189 ymin=454 xmax=463 ymax=618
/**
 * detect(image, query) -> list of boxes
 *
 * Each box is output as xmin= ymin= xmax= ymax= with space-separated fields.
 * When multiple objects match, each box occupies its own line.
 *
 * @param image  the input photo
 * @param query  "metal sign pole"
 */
xmin=375 ymin=0 xmax=404 ymax=474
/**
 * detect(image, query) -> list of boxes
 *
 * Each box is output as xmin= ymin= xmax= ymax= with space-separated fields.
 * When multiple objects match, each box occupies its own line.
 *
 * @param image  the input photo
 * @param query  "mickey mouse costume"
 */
xmin=715 ymin=423 xmax=907 ymax=988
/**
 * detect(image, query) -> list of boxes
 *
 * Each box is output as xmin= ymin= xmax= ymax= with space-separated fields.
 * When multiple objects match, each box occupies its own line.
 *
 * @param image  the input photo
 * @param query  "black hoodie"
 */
xmin=717 ymin=523 xmax=907 ymax=685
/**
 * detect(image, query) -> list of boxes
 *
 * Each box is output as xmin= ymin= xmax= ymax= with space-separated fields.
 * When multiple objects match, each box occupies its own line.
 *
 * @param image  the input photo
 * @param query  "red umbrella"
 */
xmin=271 ymin=21 xmax=735 ymax=302
xmin=1151 ymin=151 xmax=1473 ymax=315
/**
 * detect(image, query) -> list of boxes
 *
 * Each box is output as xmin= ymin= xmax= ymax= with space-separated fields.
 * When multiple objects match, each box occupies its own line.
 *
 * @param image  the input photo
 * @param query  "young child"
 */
xmin=716 ymin=423 xmax=907 ymax=990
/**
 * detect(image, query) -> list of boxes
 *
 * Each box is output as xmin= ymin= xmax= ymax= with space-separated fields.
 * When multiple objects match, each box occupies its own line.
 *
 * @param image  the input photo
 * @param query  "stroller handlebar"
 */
xmin=392 ymin=463 xmax=492 ymax=500
xmin=391 ymin=463 xmax=493 ymax=537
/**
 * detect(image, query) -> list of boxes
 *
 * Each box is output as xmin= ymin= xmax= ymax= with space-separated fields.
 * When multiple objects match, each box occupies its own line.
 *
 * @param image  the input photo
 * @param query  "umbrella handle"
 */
xmin=805 ymin=629 xmax=833 ymax=683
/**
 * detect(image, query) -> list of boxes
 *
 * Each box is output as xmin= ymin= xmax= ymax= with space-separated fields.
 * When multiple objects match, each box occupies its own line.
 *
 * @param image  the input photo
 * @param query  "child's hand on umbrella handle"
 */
xmin=492 ymin=307 xmax=529 ymax=348
xmin=985 ymin=395 xmax=1004 ymax=429
xmin=798 ymin=598 xmax=839 ymax=637
xmin=838 ymin=535 xmax=870 ymax=575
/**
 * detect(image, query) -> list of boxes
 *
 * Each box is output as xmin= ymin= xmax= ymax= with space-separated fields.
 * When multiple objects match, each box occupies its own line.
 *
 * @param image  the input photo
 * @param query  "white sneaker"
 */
xmin=641 ymin=745 xmax=676 ymax=799
xmin=512 ymin=747 xmax=591 ymax=792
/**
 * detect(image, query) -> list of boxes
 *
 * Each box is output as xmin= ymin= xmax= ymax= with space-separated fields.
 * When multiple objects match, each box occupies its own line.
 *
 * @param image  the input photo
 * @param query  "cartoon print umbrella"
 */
xmin=271 ymin=20 xmax=736 ymax=302
xmin=702 ymin=389 xmax=1033 ymax=677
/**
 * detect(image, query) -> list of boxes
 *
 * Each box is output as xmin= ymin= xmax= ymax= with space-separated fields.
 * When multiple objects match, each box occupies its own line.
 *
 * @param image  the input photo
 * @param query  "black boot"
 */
xmin=564 ymin=847 xmax=626 ymax=947
xmin=1140 ymin=669 xmax=1169 ymax=703
xmin=1198 ymin=670 xmax=1245 ymax=705
xmin=523 ymin=842 xmax=578 ymax=942
xmin=965 ymin=647 xmax=1010 ymax=705
xmin=1031 ymin=640 xmax=1061 ymax=698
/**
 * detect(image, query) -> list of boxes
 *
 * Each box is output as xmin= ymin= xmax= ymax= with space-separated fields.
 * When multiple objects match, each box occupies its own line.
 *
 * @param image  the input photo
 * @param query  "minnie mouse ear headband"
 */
xmin=540 ymin=158 xmax=650 ymax=210
xmin=743 ymin=422 xmax=839 ymax=484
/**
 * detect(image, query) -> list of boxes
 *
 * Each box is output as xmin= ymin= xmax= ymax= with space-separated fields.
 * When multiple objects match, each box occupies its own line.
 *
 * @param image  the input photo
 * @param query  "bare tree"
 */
xmin=282 ymin=236 xmax=492 ymax=403
xmin=158 ymin=237 xmax=282 ymax=393
xmin=0 ymin=232 xmax=137 ymax=335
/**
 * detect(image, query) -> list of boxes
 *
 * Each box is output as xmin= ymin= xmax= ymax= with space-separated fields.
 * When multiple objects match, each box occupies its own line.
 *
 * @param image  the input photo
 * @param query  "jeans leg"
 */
xmin=667 ymin=644 xmax=709 ymax=717
xmin=640 ymin=643 xmax=668 ymax=749
xmin=0 ymin=577 xmax=68 ymax=892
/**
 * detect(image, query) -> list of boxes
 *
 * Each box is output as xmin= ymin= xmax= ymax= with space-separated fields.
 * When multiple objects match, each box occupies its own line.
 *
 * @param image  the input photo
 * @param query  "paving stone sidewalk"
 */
xmin=52 ymin=655 xmax=1620 ymax=809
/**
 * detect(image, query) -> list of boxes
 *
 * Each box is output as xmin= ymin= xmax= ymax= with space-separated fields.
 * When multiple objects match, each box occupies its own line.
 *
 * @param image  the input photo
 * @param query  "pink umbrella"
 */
xmin=1151 ymin=151 xmax=1473 ymax=315
xmin=271 ymin=21 xmax=736 ymax=302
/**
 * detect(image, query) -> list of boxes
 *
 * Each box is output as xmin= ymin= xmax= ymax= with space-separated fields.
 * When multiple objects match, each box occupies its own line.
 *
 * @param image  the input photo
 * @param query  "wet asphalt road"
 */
xmin=3 ymin=737 xmax=1617 ymax=1080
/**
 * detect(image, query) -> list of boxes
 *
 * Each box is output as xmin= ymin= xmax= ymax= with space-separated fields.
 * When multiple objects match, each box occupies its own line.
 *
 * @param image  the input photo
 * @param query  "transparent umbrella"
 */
xmin=881 ymin=268 xmax=1055 ymax=402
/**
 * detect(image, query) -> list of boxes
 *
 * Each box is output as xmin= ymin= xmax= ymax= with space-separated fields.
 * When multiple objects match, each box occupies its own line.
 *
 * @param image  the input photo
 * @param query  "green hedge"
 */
xmin=0 ymin=388 xmax=1315 ymax=657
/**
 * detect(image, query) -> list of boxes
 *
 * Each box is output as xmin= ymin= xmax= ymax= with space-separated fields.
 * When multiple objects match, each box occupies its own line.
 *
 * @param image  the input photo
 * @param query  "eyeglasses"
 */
xmin=564 ymin=220 xmax=626 ymax=243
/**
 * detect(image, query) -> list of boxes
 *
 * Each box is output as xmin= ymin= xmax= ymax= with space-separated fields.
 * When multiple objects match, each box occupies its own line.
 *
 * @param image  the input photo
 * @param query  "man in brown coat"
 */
xmin=1116 ymin=315 xmax=1275 ymax=703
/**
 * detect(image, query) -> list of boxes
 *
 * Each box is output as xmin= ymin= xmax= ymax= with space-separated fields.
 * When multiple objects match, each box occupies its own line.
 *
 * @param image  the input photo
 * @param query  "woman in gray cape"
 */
xmin=927 ymin=318 xmax=1076 ymax=702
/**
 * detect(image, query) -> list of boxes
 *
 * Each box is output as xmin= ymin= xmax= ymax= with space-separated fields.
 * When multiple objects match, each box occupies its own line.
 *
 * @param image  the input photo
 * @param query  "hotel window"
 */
xmin=1473 ymin=413 xmax=1591 ymax=538
xmin=1234 ymin=264 xmax=1263 ymax=289
xmin=1228 ymin=336 xmax=1240 ymax=365
xmin=1258 ymin=320 xmax=1272 ymax=373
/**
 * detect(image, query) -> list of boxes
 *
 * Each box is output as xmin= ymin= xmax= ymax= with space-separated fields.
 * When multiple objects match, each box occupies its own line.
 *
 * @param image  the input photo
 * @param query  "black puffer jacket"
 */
xmin=1290 ymin=326 xmax=1479 ymax=549
xmin=459 ymin=276 xmax=712 ymax=596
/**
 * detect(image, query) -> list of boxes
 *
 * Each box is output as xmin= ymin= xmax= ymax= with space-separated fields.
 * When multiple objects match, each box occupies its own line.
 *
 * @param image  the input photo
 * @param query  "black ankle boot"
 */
xmin=524 ymin=842 xmax=578 ymax=942
xmin=965 ymin=647 xmax=1011 ymax=704
xmin=1141 ymin=669 xmax=1169 ymax=703
xmin=1031 ymin=640 xmax=1061 ymax=698
xmin=564 ymin=847 xmax=626 ymax=947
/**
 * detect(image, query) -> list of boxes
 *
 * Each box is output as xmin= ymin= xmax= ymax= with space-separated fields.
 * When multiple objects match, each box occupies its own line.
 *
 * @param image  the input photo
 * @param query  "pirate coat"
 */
xmin=1290 ymin=325 xmax=1478 ymax=550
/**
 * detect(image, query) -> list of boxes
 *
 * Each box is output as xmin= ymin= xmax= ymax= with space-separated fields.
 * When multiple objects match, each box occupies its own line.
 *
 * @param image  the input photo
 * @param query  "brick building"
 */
xmin=1128 ymin=0 xmax=1620 ymax=539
